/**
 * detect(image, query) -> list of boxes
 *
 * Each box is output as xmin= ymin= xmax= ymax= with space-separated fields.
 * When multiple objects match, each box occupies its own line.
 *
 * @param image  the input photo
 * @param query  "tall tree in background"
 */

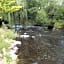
xmin=0 ymin=0 xmax=64 ymax=28
xmin=26 ymin=0 xmax=40 ymax=25
xmin=35 ymin=0 xmax=64 ymax=27
xmin=0 ymin=0 xmax=22 ymax=24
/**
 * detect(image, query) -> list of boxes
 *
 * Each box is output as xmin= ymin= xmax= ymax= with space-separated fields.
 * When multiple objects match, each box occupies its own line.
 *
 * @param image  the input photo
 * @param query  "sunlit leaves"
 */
xmin=54 ymin=22 xmax=63 ymax=28
xmin=0 ymin=0 xmax=22 ymax=16
xmin=3 ymin=1 xmax=16 ymax=6
xmin=3 ymin=6 xmax=22 ymax=12
xmin=36 ymin=9 xmax=48 ymax=23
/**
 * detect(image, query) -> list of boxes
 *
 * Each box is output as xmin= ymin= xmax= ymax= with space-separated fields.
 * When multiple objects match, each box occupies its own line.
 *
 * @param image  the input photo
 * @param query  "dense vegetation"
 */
xmin=0 ymin=27 xmax=17 ymax=64
xmin=0 ymin=0 xmax=64 ymax=28
xmin=0 ymin=0 xmax=64 ymax=64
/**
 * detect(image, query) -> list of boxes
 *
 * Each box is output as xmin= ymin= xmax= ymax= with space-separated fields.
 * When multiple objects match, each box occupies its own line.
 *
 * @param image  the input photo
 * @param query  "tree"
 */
xmin=0 ymin=0 xmax=22 ymax=18
xmin=37 ymin=0 xmax=64 ymax=27
xmin=25 ymin=0 xmax=41 ymax=25
xmin=0 ymin=0 xmax=23 ymax=26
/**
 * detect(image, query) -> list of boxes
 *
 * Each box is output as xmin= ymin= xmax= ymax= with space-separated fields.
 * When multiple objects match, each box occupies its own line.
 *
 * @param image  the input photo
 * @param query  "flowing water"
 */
xmin=16 ymin=29 xmax=64 ymax=64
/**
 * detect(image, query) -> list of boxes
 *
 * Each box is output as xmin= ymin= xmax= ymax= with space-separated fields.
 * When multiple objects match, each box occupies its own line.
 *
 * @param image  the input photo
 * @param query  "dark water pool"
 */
xmin=16 ymin=30 xmax=64 ymax=64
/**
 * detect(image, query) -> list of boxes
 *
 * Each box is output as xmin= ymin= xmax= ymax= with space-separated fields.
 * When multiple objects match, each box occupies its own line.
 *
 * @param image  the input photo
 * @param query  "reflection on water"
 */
xmin=16 ymin=29 xmax=64 ymax=64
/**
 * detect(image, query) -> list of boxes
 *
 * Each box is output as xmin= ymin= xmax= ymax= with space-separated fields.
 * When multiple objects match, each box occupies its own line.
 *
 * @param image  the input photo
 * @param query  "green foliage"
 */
xmin=27 ymin=0 xmax=40 ymax=8
xmin=3 ymin=6 xmax=22 ymax=13
xmin=54 ymin=20 xmax=64 ymax=28
xmin=0 ymin=0 xmax=22 ymax=17
xmin=6 ymin=53 xmax=12 ymax=63
xmin=36 ymin=9 xmax=48 ymax=26
xmin=25 ymin=0 xmax=40 ymax=25
xmin=0 ymin=28 xmax=16 ymax=50
xmin=25 ymin=0 xmax=64 ymax=28
xmin=0 ymin=28 xmax=17 ymax=64
xmin=28 ymin=7 xmax=38 ymax=20
xmin=0 ymin=0 xmax=64 ymax=28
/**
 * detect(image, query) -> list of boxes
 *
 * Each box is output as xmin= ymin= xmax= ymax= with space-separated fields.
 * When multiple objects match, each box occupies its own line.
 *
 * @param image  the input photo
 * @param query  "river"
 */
xmin=16 ymin=29 xmax=64 ymax=64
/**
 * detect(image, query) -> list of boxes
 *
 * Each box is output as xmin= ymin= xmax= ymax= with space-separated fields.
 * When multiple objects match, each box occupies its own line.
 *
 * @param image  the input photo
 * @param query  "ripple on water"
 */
xmin=16 ymin=30 xmax=64 ymax=64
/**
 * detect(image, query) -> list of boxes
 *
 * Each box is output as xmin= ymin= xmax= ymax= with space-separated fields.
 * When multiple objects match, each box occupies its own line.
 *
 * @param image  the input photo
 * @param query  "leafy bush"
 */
xmin=0 ymin=28 xmax=17 ymax=64
xmin=0 ymin=29 xmax=16 ymax=51
xmin=54 ymin=22 xmax=63 ymax=28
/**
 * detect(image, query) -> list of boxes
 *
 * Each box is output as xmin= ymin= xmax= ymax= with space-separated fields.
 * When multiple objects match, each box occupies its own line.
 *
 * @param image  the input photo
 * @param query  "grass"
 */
xmin=0 ymin=28 xmax=17 ymax=64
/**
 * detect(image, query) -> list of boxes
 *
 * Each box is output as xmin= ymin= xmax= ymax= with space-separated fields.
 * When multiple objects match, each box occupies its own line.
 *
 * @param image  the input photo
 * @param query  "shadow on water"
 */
xmin=16 ymin=29 xmax=64 ymax=64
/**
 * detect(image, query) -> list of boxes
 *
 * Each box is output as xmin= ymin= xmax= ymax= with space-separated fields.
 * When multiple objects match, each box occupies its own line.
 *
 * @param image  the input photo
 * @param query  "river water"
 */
xmin=16 ymin=29 xmax=64 ymax=64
